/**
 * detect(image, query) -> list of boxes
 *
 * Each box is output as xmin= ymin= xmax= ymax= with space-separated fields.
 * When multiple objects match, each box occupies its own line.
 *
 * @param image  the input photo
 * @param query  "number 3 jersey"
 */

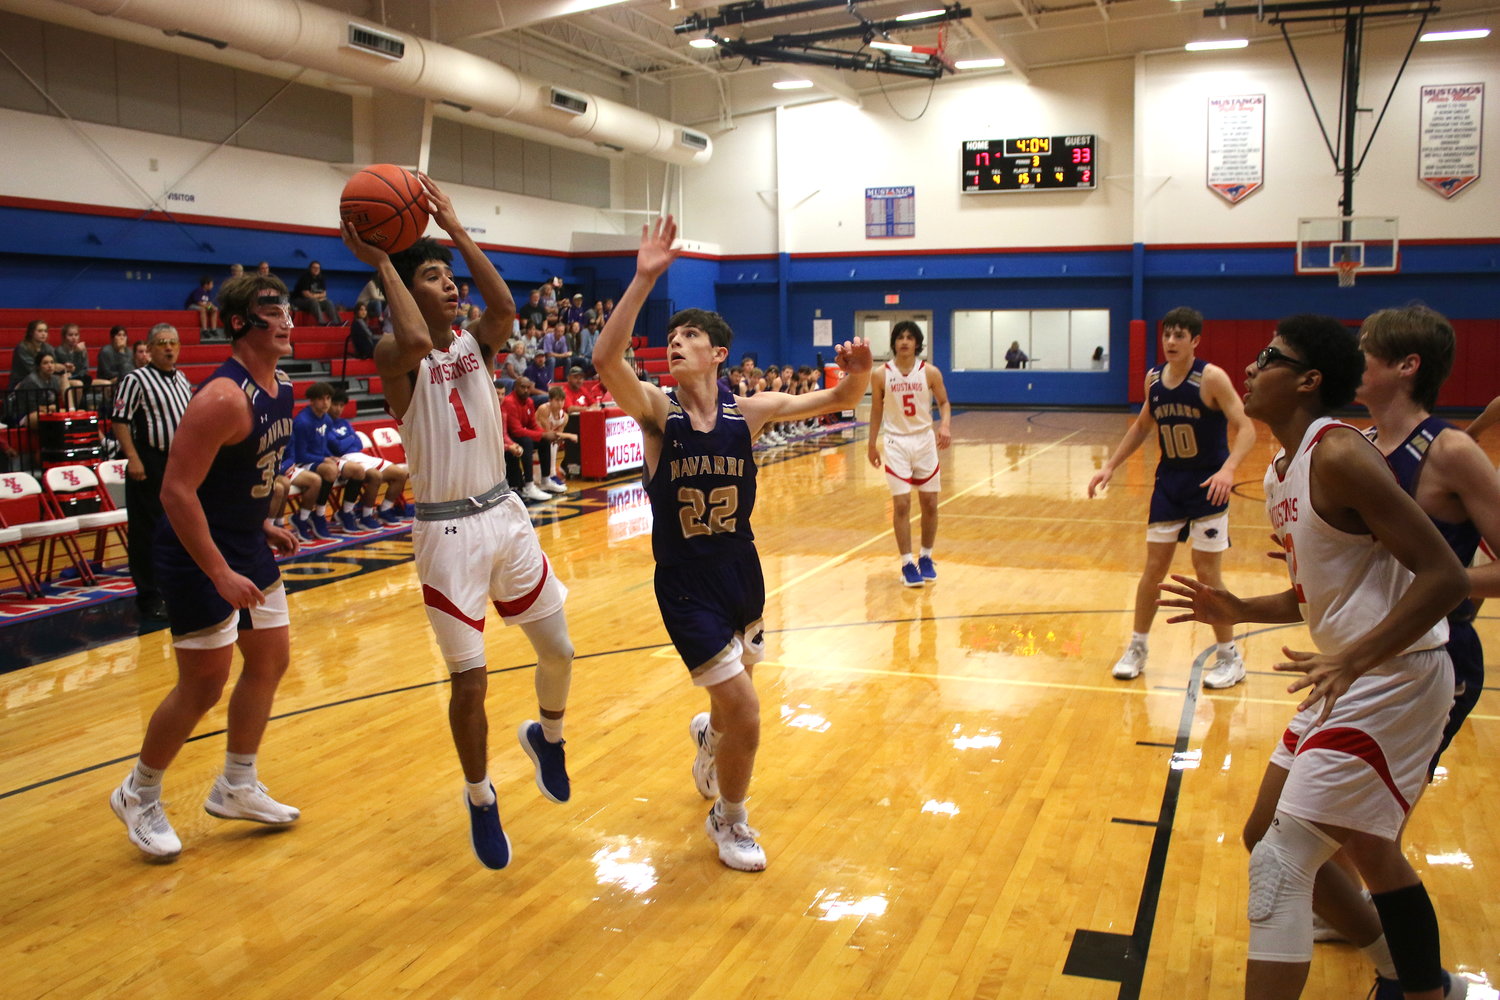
xmin=399 ymin=329 xmax=508 ymax=503
xmin=647 ymin=386 xmax=758 ymax=567
xmin=1264 ymin=416 xmax=1447 ymax=656
xmin=1148 ymin=358 xmax=1230 ymax=523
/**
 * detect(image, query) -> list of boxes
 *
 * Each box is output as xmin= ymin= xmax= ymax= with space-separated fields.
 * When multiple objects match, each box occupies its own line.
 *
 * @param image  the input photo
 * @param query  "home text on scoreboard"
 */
xmin=961 ymin=135 xmax=1097 ymax=193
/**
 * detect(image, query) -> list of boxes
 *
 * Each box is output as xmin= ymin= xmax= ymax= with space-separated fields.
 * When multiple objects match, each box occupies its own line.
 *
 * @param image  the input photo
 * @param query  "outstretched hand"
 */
xmin=638 ymin=215 xmax=680 ymax=279
xmin=835 ymin=337 xmax=873 ymax=375
xmin=417 ymin=172 xmax=457 ymax=233
xmin=339 ymin=220 xmax=389 ymax=269
xmin=1157 ymin=573 xmax=1245 ymax=627
xmin=1274 ymin=647 xmax=1358 ymax=727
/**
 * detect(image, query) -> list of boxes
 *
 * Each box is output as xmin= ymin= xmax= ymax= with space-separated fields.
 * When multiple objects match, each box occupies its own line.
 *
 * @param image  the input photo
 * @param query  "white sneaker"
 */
xmin=1311 ymin=910 xmax=1347 ymax=943
xmin=689 ymin=712 xmax=718 ymax=799
xmin=1203 ymin=648 xmax=1247 ymax=689
xmin=538 ymin=479 xmax=567 ymax=494
xmin=1112 ymin=640 xmax=1147 ymax=680
xmin=110 ymin=776 xmax=182 ymax=859
xmin=519 ymin=482 xmax=550 ymax=502
xmin=204 ymin=775 xmax=300 ymax=824
xmin=705 ymin=805 xmax=766 ymax=872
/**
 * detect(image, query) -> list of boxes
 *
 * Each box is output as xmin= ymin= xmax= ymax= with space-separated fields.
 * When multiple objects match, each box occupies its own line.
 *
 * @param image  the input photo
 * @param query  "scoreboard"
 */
xmin=961 ymin=135 xmax=1096 ymax=193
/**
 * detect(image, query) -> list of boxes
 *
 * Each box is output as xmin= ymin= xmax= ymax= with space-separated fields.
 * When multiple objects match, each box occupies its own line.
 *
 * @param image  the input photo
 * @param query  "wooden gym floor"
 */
xmin=1 ymin=409 xmax=1496 ymax=999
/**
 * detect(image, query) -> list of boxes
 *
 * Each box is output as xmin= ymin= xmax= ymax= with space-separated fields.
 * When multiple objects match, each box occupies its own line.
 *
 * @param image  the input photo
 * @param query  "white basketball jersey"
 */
xmin=881 ymin=360 xmax=933 ymax=436
xmin=399 ymin=330 xmax=507 ymax=503
xmin=1264 ymin=416 xmax=1448 ymax=656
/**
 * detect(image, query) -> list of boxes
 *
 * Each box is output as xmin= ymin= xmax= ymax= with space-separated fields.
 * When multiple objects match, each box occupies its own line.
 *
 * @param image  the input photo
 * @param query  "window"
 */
xmin=951 ymin=309 xmax=1109 ymax=372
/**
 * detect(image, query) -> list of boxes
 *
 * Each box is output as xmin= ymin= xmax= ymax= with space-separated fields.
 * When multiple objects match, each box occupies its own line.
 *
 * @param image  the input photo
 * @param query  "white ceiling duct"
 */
xmin=34 ymin=0 xmax=711 ymax=164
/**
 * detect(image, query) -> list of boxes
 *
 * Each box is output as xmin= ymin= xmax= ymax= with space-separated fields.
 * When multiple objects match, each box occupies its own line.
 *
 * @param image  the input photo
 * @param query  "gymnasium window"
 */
xmin=952 ymin=309 xmax=1110 ymax=372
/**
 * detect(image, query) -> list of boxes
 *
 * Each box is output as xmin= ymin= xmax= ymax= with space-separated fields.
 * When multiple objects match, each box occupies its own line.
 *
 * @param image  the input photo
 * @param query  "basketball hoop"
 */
xmin=1335 ymin=260 xmax=1361 ymax=288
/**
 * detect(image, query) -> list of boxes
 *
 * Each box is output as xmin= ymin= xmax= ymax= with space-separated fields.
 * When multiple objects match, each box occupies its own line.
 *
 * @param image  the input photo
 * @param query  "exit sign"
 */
xmin=884 ymin=293 xmax=900 ymax=305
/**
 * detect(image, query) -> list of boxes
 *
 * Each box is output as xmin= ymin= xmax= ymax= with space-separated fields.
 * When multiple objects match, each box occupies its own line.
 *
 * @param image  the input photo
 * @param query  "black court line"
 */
xmin=1136 ymin=741 xmax=1174 ymax=748
xmin=1111 ymin=818 xmax=1161 ymax=828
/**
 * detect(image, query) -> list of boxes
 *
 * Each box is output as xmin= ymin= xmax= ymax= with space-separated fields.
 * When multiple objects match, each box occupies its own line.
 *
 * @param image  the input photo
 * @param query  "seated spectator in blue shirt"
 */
xmin=184 ymin=276 xmax=218 ymax=333
xmin=542 ymin=322 xmax=571 ymax=377
xmin=325 ymin=387 xmax=410 ymax=526
xmin=288 ymin=382 xmax=342 ymax=540
xmin=562 ymin=293 xmax=587 ymax=328
xmin=573 ymin=319 xmax=601 ymax=377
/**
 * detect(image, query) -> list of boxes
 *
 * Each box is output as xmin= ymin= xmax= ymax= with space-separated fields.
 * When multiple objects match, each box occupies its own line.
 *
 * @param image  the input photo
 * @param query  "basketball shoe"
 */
xmin=337 ymin=509 xmax=360 ymax=533
xmin=1202 ymin=647 xmax=1246 ymax=689
xmin=1112 ymin=639 xmax=1147 ymax=680
xmin=518 ymin=720 xmax=570 ymax=803
xmin=519 ymin=482 xmax=550 ymax=502
xmin=539 ymin=478 xmax=567 ymax=494
xmin=901 ymin=562 xmax=923 ymax=587
xmin=1372 ymin=969 xmax=1467 ymax=1000
xmin=294 ymin=516 xmax=318 ymax=542
xmin=689 ymin=712 xmax=718 ymax=799
xmin=917 ymin=555 xmax=937 ymax=581
xmin=377 ymin=506 xmax=403 ymax=526
xmin=358 ymin=512 xmax=383 ymax=531
xmin=705 ymin=803 xmax=766 ymax=872
xmin=110 ymin=776 xmax=181 ymax=859
xmin=465 ymin=782 xmax=511 ymax=870
xmin=204 ymin=775 xmax=300 ymax=824
xmin=307 ymin=511 xmax=333 ymax=539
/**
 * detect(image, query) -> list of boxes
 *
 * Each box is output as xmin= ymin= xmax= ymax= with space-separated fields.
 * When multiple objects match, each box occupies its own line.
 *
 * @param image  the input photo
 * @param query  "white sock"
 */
xmin=341 ymin=500 xmax=356 ymax=513
xmin=224 ymin=752 xmax=257 ymax=787
xmin=1216 ymin=641 xmax=1238 ymax=658
xmin=466 ymin=778 xmax=495 ymax=806
xmin=379 ymin=500 xmax=394 ymax=511
xmin=718 ymin=798 xmax=748 ymax=826
xmin=1362 ymin=934 xmax=1398 ymax=980
xmin=131 ymin=761 xmax=164 ymax=801
xmin=919 ymin=546 xmax=933 ymax=559
xmin=540 ymin=716 xmax=564 ymax=743
xmin=297 ymin=509 xmax=311 ymax=520
xmin=900 ymin=554 xmax=915 ymax=568
xmin=361 ymin=506 xmax=375 ymax=517
xmin=1131 ymin=631 xmax=1150 ymax=647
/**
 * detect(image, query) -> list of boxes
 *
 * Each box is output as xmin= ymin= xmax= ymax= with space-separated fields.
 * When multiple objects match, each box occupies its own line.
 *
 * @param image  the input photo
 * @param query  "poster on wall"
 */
xmin=1207 ymin=95 xmax=1265 ymax=204
xmin=865 ymin=186 xmax=915 ymax=238
xmin=1418 ymin=83 xmax=1483 ymax=198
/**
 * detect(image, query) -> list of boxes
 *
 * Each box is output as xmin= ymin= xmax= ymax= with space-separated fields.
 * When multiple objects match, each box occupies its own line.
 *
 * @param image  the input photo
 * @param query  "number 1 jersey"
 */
xmin=399 ymin=329 xmax=507 ymax=503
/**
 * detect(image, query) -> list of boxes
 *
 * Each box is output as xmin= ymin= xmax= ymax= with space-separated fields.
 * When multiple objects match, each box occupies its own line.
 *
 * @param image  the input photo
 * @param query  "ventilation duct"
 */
xmin=37 ymin=0 xmax=711 ymax=165
xmin=678 ymin=129 xmax=710 ymax=152
xmin=345 ymin=23 xmax=404 ymax=62
xmin=548 ymin=89 xmax=589 ymax=116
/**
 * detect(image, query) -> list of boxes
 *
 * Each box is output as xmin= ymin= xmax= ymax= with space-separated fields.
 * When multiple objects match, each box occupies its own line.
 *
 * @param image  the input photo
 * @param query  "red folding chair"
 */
xmin=371 ymin=426 xmax=407 ymax=463
xmin=0 ymin=472 xmax=96 ymax=590
xmin=43 ymin=464 xmax=129 ymax=571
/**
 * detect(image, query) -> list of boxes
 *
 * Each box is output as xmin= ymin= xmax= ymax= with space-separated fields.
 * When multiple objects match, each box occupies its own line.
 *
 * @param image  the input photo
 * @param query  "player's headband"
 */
xmin=243 ymin=292 xmax=292 ymax=330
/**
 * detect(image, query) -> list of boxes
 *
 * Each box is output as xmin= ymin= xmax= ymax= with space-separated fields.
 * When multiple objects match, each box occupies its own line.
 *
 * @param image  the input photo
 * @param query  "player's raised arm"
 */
xmin=418 ymin=173 xmax=515 ymax=358
xmin=739 ymin=339 xmax=872 ymax=432
xmin=594 ymin=216 xmax=679 ymax=430
xmin=340 ymin=221 xmax=431 ymax=381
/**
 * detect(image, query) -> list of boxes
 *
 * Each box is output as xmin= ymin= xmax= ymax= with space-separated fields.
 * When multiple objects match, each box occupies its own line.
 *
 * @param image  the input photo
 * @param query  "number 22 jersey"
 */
xmin=646 ymin=386 xmax=758 ymax=567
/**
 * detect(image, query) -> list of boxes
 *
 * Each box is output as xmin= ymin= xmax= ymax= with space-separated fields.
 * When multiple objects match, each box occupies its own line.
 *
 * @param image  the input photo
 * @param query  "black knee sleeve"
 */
xmin=316 ymin=478 xmax=334 ymax=505
xmin=1370 ymin=883 xmax=1442 ymax=993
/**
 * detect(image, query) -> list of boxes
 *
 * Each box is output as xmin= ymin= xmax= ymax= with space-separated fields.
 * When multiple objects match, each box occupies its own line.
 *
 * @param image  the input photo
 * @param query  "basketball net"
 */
xmin=1335 ymin=260 xmax=1360 ymax=288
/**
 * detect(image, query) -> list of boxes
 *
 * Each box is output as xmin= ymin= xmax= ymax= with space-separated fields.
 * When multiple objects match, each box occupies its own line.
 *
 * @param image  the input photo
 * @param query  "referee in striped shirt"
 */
xmin=113 ymin=323 xmax=192 ymax=621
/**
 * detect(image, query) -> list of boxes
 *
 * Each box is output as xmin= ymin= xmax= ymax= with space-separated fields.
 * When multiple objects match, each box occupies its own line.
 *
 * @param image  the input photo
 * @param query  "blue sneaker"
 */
xmin=518 ymin=720 xmax=570 ymax=803
xmin=465 ymin=783 xmax=511 ymax=870
xmin=307 ymin=511 xmax=333 ymax=540
xmin=358 ymin=513 xmax=382 ymax=531
xmin=918 ymin=555 xmax=937 ymax=581
xmin=402 ymin=502 xmax=415 ymax=518
xmin=377 ymin=507 xmax=402 ymax=525
xmin=901 ymin=562 xmax=923 ymax=587
xmin=337 ymin=509 xmax=359 ymax=533
xmin=294 ymin=517 xmax=317 ymax=541
xmin=1372 ymin=970 xmax=1467 ymax=1000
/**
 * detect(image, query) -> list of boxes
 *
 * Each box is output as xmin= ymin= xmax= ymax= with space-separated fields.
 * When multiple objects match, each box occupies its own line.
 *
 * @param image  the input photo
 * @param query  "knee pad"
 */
xmin=520 ymin=610 xmax=573 ymax=711
xmin=1246 ymin=812 xmax=1341 ymax=963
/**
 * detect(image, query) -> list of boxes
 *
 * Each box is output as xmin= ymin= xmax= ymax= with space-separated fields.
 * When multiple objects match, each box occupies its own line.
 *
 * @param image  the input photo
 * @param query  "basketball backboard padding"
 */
xmin=1297 ymin=216 xmax=1399 ymax=273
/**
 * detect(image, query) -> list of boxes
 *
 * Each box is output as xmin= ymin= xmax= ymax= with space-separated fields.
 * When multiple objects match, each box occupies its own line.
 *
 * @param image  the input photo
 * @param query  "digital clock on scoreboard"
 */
xmin=961 ymin=135 xmax=1097 ymax=193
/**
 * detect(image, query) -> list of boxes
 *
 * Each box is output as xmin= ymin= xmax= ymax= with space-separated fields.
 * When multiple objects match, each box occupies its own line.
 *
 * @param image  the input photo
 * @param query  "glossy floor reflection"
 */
xmin=1 ymin=410 xmax=1495 ymax=999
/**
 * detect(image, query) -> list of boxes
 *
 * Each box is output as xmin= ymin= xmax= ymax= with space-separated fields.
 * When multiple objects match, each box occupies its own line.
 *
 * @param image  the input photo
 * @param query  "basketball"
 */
xmin=340 ymin=164 xmax=429 ymax=255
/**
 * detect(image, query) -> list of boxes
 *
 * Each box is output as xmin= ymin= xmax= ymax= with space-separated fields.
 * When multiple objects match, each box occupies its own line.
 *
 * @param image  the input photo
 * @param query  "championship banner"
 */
xmin=865 ymin=186 xmax=915 ymax=238
xmin=1419 ymin=83 xmax=1483 ymax=198
xmin=1207 ymin=95 xmax=1265 ymax=204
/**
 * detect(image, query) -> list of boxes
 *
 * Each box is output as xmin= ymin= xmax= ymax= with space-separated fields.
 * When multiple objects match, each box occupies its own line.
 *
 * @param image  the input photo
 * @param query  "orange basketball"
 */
xmin=340 ymin=164 xmax=429 ymax=255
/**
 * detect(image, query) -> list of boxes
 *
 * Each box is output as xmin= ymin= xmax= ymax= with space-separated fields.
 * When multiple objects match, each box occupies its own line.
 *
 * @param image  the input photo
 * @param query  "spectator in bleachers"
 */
xmin=256 ymin=261 xmax=273 ymax=277
xmin=540 ymin=281 xmax=558 ymax=312
xmin=542 ymin=320 xmax=571 ymax=376
xmin=535 ymin=385 xmax=577 ymax=491
xmin=456 ymin=282 xmax=474 ymax=313
xmin=3 ymin=351 xmax=64 ymax=431
xmin=460 ymin=305 xmax=484 ymax=334
xmin=288 ymin=382 xmax=342 ymax=540
xmin=520 ymin=288 xmax=547 ymax=331
xmin=561 ymin=366 xmax=602 ymax=413
xmin=494 ymin=383 xmax=530 ymax=494
xmin=573 ymin=318 xmax=600 ymax=376
xmin=97 ymin=326 xmax=133 ymax=384
xmin=52 ymin=322 xmax=92 ymax=407
xmin=502 ymin=375 xmax=564 ymax=501
xmin=586 ymin=299 xmax=603 ymax=325
xmin=562 ymin=293 xmax=586 ymax=328
xmin=131 ymin=341 xmax=150 ymax=370
xmin=184 ymin=276 xmax=219 ymax=334
xmin=325 ymin=387 xmax=410 ymax=526
xmin=111 ymin=322 xmax=192 ymax=620
xmin=292 ymin=261 xmax=340 ymax=326
xmin=9 ymin=319 xmax=50 ymax=387
xmin=226 ymin=262 xmax=244 ymax=282
xmin=495 ymin=340 xmax=525 ymax=393
xmin=522 ymin=323 xmax=544 ymax=363
xmin=522 ymin=354 xmax=552 ymax=402
xmin=356 ymin=277 xmax=385 ymax=320
xmin=348 ymin=302 xmax=379 ymax=360
xmin=601 ymin=298 xmax=615 ymax=324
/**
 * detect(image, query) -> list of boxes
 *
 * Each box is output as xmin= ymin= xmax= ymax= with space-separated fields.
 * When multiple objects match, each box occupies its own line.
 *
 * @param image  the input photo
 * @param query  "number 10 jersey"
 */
xmin=399 ymin=330 xmax=508 ymax=503
xmin=647 ymin=386 xmax=758 ymax=566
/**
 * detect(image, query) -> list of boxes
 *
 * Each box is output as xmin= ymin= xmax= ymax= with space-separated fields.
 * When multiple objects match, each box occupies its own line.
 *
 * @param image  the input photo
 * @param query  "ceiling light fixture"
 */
xmin=870 ymin=41 xmax=914 ymax=52
xmin=1419 ymin=28 xmax=1491 ymax=42
xmin=895 ymin=9 xmax=947 ymax=21
xmin=1185 ymin=38 xmax=1249 ymax=51
xmin=688 ymin=36 xmax=718 ymax=48
xmin=772 ymin=79 xmax=815 ymax=90
xmin=954 ymin=56 xmax=1006 ymax=69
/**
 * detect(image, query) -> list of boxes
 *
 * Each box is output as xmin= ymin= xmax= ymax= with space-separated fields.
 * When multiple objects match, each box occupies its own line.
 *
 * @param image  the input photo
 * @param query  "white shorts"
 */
xmin=413 ymin=492 xmax=568 ymax=673
xmin=173 ymin=584 xmax=290 ymax=650
xmin=882 ymin=430 xmax=940 ymax=495
xmin=1145 ymin=510 xmax=1230 ymax=551
xmin=1269 ymin=647 xmax=1453 ymax=841
xmin=338 ymin=452 xmax=390 ymax=475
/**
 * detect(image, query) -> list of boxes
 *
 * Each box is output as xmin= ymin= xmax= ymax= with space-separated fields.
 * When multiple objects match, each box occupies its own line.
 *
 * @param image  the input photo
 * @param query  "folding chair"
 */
xmin=371 ymin=426 xmax=407 ymax=463
xmin=43 ymin=465 xmax=129 ymax=571
xmin=99 ymin=459 xmax=129 ymax=511
xmin=0 ymin=472 xmax=96 ymax=590
xmin=0 ymin=523 xmax=40 ymax=597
